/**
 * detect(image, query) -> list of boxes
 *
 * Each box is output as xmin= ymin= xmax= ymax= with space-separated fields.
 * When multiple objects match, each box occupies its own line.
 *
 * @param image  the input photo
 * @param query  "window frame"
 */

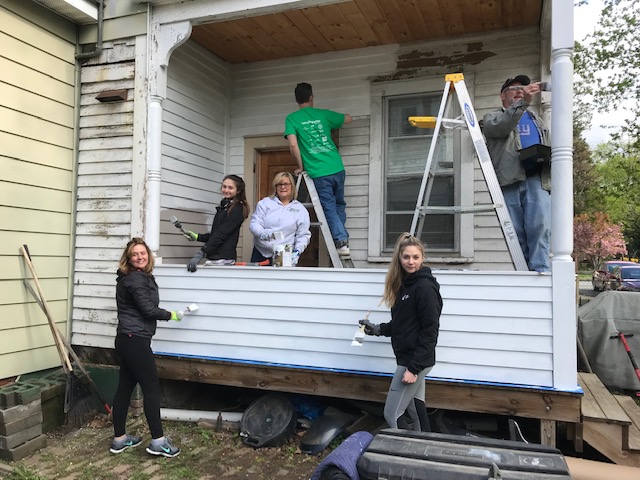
xmin=367 ymin=75 xmax=475 ymax=262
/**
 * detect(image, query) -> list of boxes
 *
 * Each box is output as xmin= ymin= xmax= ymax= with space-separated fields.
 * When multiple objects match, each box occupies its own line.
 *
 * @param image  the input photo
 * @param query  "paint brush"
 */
xmin=351 ymin=311 xmax=370 ymax=347
xmin=170 ymin=215 xmax=188 ymax=235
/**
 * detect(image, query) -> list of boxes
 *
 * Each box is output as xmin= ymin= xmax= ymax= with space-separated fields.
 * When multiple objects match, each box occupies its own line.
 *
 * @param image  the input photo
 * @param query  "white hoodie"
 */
xmin=249 ymin=196 xmax=311 ymax=257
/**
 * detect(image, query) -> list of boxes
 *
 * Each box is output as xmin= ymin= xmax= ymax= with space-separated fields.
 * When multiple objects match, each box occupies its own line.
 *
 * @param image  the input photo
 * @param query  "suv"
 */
xmin=592 ymin=260 xmax=638 ymax=291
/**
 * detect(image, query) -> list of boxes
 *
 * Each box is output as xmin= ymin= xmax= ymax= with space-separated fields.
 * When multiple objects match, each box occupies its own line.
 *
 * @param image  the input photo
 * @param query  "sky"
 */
xmin=574 ymin=0 xmax=628 ymax=146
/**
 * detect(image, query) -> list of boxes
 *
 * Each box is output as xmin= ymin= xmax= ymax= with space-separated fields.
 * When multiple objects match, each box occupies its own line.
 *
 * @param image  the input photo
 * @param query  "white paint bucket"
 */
xmin=273 ymin=244 xmax=293 ymax=267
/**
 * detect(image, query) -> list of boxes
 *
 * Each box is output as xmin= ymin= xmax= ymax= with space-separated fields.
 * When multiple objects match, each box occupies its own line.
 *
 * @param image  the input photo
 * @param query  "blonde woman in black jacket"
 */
xmin=360 ymin=233 xmax=442 ymax=431
xmin=111 ymin=238 xmax=182 ymax=457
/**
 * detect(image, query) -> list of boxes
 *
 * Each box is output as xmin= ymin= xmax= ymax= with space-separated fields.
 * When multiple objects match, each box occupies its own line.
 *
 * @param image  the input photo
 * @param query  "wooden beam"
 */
xmin=154 ymin=356 xmax=581 ymax=422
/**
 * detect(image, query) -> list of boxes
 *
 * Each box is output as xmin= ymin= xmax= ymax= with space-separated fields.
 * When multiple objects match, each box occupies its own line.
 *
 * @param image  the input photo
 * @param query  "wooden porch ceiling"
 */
xmin=190 ymin=0 xmax=542 ymax=64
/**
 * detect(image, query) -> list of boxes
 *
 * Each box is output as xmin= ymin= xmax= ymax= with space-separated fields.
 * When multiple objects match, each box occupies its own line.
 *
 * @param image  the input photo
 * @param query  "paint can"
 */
xmin=273 ymin=244 xmax=293 ymax=267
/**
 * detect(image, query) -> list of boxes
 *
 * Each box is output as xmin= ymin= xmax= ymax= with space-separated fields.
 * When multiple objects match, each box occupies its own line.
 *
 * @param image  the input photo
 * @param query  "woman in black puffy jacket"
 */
xmin=184 ymin=174 xmax=250 ymax=271
xmin=360 ymin=233 xmax=442 ymax=431
xmin=110 ymin=237 xmax=182 ymax=458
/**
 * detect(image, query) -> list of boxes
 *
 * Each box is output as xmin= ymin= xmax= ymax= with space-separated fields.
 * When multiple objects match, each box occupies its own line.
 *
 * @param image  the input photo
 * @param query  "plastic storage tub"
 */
xmin=357 ymin=429 xmax=571 ymax=479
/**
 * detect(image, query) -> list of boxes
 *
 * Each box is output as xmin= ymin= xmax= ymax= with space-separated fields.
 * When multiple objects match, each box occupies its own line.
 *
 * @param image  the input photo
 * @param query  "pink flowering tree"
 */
xmin=574 ymin=212 xmax=627 ymax=269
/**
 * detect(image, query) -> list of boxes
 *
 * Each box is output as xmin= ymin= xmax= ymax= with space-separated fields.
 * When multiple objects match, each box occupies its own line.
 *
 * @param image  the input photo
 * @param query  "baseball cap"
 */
xmin=500 ymin=75 xmax=531 ymax=92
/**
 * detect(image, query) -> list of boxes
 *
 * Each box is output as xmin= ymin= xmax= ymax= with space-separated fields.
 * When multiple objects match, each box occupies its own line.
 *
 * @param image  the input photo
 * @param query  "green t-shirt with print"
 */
xmin=284 ymin=107 xmax=346 ymax=179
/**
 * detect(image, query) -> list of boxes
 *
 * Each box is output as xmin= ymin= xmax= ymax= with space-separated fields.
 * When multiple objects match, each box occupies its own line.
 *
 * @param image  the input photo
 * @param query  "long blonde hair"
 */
xmin=118 ymin=237 xmax=155 ymax=275
xmin=382 ymin=233 xmax=425 ymax=307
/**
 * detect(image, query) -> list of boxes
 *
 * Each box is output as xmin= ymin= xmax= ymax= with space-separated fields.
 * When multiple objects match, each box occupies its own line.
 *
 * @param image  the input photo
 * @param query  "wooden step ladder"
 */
xmin=577 ymin=372 xmax=640 ymax=467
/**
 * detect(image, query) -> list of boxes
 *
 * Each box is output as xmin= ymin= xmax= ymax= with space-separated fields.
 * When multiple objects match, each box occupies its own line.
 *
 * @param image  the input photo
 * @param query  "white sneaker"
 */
xmin=337 ymin=245 xmax=350 ymax=256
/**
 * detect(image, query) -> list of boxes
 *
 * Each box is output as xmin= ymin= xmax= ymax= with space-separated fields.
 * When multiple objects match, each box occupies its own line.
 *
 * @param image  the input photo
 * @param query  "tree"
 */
xmin=574 ymin=212 xmax=627 ymax=268
xmin=574 ymin=0 xmax=640 ymax=148
xmin=572 ymin=123 xmax=596 ymax=215
xmin=591 ymin=143 xmax=640 ymax=226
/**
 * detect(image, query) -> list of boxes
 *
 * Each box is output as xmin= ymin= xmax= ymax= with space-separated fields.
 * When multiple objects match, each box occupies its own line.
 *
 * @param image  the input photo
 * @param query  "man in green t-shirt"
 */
xmin=284 ymin=83 xmax=353 ymax=256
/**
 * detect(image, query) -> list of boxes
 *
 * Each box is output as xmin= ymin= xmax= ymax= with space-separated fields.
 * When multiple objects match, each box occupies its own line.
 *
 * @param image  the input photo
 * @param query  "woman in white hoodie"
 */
xmin=249 ymin=172 xmax=311 ymax=266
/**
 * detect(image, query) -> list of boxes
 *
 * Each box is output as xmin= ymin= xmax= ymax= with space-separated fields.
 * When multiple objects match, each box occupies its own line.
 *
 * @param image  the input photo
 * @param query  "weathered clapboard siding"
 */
xmin=71 ymin=265 xmax=558 ymax=389
xmin=0 ymin=0 xmax=76 ymax=378
xmin=71 ymin=38 xmax=140 ymax=361
xmin=224 ymin=27 xmax=541 ymax=269
xmin=159 ymin=40 xmax=233 ymax=263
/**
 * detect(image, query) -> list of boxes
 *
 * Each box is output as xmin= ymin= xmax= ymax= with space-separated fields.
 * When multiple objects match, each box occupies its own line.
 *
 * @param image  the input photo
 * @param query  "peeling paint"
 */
xmin=397 ymin=50 xmax=496 ymax=70
xmin=373 ymin=42 xmax=496 ymax=82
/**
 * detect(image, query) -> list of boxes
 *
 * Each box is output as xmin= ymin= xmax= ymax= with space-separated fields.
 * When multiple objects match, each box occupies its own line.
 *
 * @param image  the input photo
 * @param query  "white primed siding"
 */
xmin=160 ymin=40 xmax=232 ymax=263
xmin=0 ymin=0 xmax=76 ymax=378
xmin=71 ymin=266 xmax=556 ymax=388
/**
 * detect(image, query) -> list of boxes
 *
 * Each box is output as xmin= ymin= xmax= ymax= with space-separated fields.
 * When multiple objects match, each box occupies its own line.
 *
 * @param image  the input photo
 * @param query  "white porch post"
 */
xmin=145 ymin=19 xmax=192 ymax=256
xmin=550 ymin=1 xmax=577 ymax=390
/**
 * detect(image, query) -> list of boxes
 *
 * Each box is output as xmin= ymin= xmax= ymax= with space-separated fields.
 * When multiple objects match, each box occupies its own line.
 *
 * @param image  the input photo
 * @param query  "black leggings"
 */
xmin=113 ymin=334 xmax=163 ymax=439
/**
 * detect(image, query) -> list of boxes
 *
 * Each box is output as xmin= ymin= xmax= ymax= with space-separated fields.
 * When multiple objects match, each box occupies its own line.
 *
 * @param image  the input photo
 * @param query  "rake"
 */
xmin=21 ymin=245 xmax=99 ymax=428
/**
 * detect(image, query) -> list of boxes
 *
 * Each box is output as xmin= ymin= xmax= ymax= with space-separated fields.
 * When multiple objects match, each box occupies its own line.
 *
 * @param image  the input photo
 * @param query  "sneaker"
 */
xmin=110 ymin=434 xmax=142 ymax=454
xmin=146 ymin=437 xmax=181 ymax=458
xmin=335 ymin=240 xmax=350 ymax=257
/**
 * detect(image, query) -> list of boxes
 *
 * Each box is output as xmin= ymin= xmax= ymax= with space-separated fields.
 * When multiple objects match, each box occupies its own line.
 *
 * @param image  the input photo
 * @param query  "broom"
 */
xmin=20 ymin=245 xmax=97 ymax=428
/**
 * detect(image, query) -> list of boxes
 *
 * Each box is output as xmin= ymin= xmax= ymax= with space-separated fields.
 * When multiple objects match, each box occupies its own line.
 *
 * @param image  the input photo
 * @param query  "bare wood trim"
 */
xmin=540 ymin=419 xmax=556 ymax=447
xmin=154 ymin=356 xmax=581 ymax=422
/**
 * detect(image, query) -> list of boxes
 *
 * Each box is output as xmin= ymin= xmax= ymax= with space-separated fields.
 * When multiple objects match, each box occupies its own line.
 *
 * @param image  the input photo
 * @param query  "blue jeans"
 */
xmin=313 ymin=170 xmax=348 ymax=243
xmin=502 ymin=174 xmax=551 ymax=272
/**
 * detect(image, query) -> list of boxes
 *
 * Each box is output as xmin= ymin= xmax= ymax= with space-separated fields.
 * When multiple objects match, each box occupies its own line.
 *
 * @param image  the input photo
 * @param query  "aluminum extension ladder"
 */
xmin=296 ymin=171 xmax=353 ymax=268
xmin=408 ymin=73 xmax=528 ymax=271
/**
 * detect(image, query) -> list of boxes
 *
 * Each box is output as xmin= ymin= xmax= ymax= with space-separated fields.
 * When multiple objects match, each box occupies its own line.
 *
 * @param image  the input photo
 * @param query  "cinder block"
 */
xmin=0 ymin=411 xmax=43 ymax=436
xmin=0 ymin=385 xmax=19 ymax=409
xmin=0 ymin=434 xmax=47 ymax=462
xmin=0 ymin=424 xmax=42 ymax=450
xmin=15 ymin=385 xmax=41 ymax=405
xmin=0 ymin=400 xmax=41 ymax=425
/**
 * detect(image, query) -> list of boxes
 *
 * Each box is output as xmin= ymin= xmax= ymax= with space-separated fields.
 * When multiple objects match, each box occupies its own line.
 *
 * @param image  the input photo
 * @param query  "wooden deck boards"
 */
xmin=579 ymin=372 xmax=630 ymax=425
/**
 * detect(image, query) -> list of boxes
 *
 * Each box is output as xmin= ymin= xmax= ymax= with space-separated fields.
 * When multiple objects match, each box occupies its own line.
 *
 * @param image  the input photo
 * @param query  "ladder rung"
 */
xmin=416 ymin=205 xmax=502 ymax=214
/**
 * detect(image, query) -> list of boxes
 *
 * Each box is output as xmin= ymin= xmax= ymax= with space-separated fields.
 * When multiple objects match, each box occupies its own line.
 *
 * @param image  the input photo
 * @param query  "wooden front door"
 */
xmin=255 ymin=149 xmax=320 ymax=267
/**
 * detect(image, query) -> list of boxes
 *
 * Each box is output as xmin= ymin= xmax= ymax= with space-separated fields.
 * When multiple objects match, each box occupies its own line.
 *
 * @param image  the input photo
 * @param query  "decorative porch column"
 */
xmin=550 ymin=1 xmax=577 ymax=391
xmin=145 ymin=19 xmax=192 ymax=257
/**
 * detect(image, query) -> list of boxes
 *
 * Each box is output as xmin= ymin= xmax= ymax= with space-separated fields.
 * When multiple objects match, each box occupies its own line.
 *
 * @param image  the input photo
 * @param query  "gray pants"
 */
xmin=384 ymin=365 xmax=432 ymax=430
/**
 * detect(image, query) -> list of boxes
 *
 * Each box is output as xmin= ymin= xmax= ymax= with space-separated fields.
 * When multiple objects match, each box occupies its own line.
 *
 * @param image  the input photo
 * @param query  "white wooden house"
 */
xmin=3 ymin=0 xmax=579 ymax=441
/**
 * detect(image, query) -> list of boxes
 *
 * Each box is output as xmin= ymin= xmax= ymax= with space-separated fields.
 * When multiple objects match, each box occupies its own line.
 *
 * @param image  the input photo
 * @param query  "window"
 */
xmin=368 ymin=76 xmax=474 ymax=261
xmin=383 ymin=93 xmax=459 ymax=252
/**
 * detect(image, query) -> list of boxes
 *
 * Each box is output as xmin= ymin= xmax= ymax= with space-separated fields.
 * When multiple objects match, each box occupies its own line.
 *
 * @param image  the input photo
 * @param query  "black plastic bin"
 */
xmin=357 ymin=429 xmax=571 ymax=479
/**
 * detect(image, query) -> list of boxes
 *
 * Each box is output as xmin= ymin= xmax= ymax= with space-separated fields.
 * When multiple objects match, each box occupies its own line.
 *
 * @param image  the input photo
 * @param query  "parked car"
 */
xmin=592 ymin=260 xmax=639 ymax=291
xmin=609 ymin=266 xmax=640 ymax=292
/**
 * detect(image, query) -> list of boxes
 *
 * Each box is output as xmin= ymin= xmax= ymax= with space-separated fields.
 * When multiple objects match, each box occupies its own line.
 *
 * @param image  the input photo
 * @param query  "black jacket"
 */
xmin=116 ymin=269 xmax=171 ymax=338
xmin=379 ymin=267 xmax=442 ymax=374
xmin=198 ymin=199 xmax=245 ymax=260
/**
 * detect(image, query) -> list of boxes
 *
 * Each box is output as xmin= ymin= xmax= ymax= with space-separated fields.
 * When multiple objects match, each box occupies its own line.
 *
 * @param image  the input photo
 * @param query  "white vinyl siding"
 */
xmin=0 ymin=0 xmax=76 ymax=379
xmin=71 ymin=266 xmax=557 ymax=389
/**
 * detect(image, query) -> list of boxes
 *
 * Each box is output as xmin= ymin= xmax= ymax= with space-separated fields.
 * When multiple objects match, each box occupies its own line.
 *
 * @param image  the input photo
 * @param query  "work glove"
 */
xmin=183 ymin=230 xmax=198 ymax=242
xmin=291 ymin=250 xmax=300 ymax=267
xmin=259 ymin=230 xmax=274 ymax=241
xmin=170 ymin=311 xmax=184 ymax=322
xmin=359 ymin=319 xmax=381 ymax=336
xmin=187 ymin=250 xmax=205 ymax=272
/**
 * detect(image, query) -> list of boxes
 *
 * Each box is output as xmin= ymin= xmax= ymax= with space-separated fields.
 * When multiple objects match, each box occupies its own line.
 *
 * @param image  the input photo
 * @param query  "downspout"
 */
xmin=75 ymin=0 xmax=103 ymax=61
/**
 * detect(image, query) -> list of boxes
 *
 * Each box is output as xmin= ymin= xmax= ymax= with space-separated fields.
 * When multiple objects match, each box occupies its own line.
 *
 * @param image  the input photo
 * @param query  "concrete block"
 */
xmin=0 ymin=424 xmax=42 ymax=450
xmin=0 ymin=434 xmax=47 ymax=462
xmin=0 ymin=411 xmax=43 ymax=436
xmin=0 ymin=400 xmax=41 ymax=425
